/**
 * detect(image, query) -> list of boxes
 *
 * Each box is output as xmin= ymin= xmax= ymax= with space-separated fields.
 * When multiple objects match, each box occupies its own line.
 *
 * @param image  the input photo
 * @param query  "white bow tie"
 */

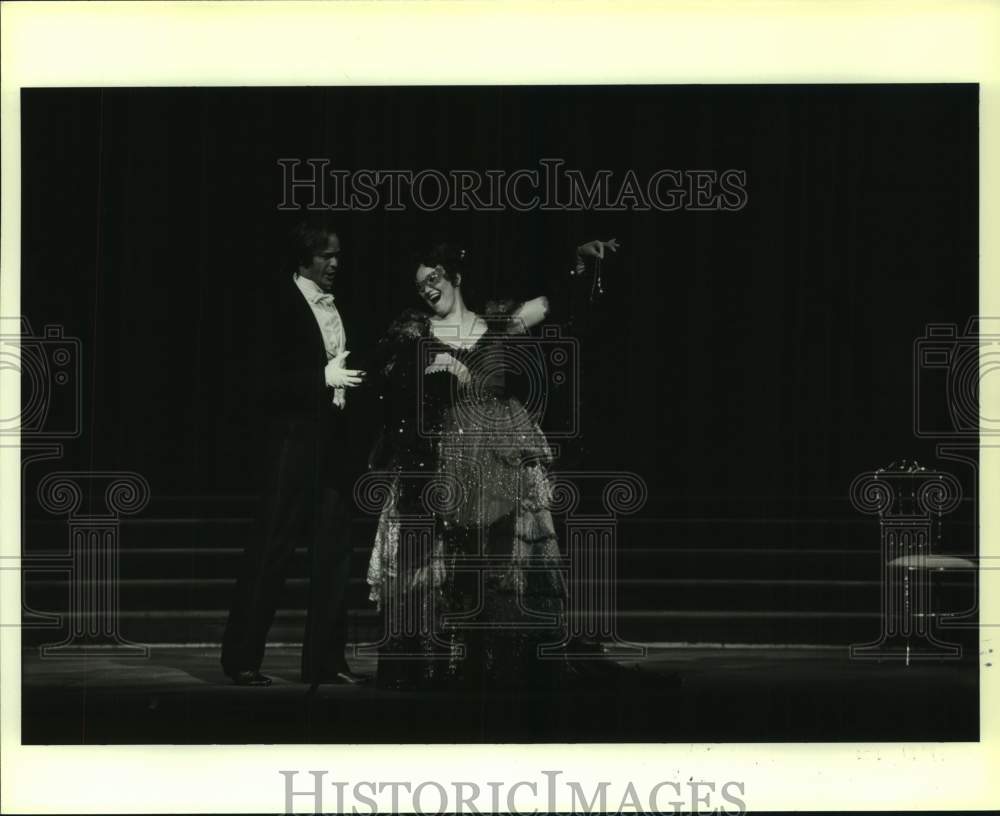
xmin=315 ymin=293 xmax=336 ymax=307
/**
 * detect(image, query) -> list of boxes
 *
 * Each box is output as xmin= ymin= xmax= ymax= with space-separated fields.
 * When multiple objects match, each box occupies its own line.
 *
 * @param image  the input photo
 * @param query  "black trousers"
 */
xmin=221 ymin=414 xmax=353 ymax=681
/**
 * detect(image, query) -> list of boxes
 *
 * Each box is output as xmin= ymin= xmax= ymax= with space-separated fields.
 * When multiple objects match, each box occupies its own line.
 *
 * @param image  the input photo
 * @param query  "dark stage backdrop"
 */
xmin=20 ymin=85 xmax=977 ymax=510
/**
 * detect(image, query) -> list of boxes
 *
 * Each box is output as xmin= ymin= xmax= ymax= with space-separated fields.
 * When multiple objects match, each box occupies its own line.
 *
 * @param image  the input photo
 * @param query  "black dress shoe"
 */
xmin=332 ymin=669 xmax=369 ymax=685
xmin=230 ymin=670 xmax=273 ymax=687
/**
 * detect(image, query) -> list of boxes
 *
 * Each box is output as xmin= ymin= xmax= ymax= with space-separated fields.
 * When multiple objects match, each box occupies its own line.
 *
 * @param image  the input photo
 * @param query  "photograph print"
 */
xmin=16 ymin=82 xmax=979 ymax=745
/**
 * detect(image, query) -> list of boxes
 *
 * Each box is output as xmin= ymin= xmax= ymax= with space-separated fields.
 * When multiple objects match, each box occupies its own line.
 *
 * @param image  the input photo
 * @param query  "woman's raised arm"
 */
xmin=509 ymin=296 xmax=551 ymax=333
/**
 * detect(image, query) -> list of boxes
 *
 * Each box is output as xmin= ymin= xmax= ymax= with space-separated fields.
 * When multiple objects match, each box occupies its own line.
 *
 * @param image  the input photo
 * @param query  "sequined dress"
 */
xmin=365 ymin=304 xmax=568 ymax=691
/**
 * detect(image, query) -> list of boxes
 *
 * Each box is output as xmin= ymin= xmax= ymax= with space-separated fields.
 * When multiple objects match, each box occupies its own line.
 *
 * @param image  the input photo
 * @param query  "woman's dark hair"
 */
xmin=415 ymin=242 xmax=468 ymax=284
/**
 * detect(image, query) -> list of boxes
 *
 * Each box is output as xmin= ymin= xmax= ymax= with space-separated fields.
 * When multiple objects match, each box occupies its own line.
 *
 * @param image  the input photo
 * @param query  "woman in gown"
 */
xmin=364 ymin=238 xmax=618 ymax=691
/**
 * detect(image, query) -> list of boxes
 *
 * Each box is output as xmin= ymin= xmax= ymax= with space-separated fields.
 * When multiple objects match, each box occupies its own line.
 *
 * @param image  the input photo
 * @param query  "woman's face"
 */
xmin=415 ymin=264 xmax=459 ymax=316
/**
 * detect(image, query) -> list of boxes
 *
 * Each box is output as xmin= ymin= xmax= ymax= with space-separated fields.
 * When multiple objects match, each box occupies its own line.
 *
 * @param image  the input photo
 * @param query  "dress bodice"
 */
xmin=372 ymin=301 xmax=551 ymax=523
xmin=425 ymin=325 xmax=512 ymax=403
xmin=375 ymin=303 xmax=522 ymax=405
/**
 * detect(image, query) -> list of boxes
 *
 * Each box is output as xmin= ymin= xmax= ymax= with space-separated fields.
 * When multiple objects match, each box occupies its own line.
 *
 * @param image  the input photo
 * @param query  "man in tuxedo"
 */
xmin=221 ymin=217 xmax=367 ymax=686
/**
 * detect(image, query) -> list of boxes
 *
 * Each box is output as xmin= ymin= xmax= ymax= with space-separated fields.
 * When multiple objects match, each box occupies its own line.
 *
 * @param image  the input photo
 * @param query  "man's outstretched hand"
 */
xmin=325 ymin=350 xmax=365 ymax=388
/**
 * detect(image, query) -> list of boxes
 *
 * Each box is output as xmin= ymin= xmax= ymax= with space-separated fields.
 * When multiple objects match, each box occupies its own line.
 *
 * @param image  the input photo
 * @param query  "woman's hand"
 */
xmin=576 ymin=238 xmax=621 ymax=260
xmin=425 ymin=352 xmax=471 ymax=386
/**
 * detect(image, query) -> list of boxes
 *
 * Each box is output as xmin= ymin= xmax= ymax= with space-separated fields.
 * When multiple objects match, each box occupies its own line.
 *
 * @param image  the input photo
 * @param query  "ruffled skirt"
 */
xmin=366 ymin=397 xmax=568 ymax=690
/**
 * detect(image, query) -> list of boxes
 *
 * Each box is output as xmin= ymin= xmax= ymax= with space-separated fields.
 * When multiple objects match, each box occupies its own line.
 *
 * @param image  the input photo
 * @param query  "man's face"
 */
xmin=298 ymin=233 xmax=341 ymax=292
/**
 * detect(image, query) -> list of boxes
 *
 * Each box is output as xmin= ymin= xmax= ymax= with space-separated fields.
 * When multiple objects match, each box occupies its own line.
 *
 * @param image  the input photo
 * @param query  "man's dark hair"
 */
xmin=286 ymin=216 xmax=340 ymax=273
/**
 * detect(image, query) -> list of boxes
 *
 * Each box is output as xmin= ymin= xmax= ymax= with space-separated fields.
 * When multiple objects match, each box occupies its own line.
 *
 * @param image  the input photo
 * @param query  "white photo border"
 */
xmin=2 ymin=1 xmax=998 ymax=813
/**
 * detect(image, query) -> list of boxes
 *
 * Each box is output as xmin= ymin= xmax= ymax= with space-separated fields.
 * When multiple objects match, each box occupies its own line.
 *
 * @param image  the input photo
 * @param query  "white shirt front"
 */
xmin=293 ymin=273 xmax=347 ymax=409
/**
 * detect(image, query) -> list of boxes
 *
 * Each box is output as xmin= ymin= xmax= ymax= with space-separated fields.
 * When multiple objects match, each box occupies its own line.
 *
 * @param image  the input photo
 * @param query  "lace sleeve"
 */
xmin=369 ymin=308 xmax=430 ymax=379
xmin=365 ymin=308 xmax=432 ymax=470
xmin=483 ymin=299 xmax=525 ymax=334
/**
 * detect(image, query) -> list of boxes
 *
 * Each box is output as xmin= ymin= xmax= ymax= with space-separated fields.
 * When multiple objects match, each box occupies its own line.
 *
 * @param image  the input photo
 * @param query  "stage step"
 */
xmin=25 ymin=514 xmax=974 ymax=552
xmin=20 ymin=503 xmax=977 ymax=647
xmin=22 ymin=573 xmax=975 ymax=628
xmin=22 ymin=575 xmax=902 ymax=613
xmin=20 ymin=544 xmax=883 ymax=581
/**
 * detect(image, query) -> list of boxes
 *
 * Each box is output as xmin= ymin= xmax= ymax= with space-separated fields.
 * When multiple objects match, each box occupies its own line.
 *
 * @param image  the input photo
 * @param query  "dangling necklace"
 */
xmin=590 ymin=254 xmax=604 ymax=302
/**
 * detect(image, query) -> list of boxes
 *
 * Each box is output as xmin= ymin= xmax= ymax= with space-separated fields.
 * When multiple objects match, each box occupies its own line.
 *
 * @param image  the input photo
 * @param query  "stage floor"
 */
xmin=21 ymin=645 xmax=978 ymax=744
